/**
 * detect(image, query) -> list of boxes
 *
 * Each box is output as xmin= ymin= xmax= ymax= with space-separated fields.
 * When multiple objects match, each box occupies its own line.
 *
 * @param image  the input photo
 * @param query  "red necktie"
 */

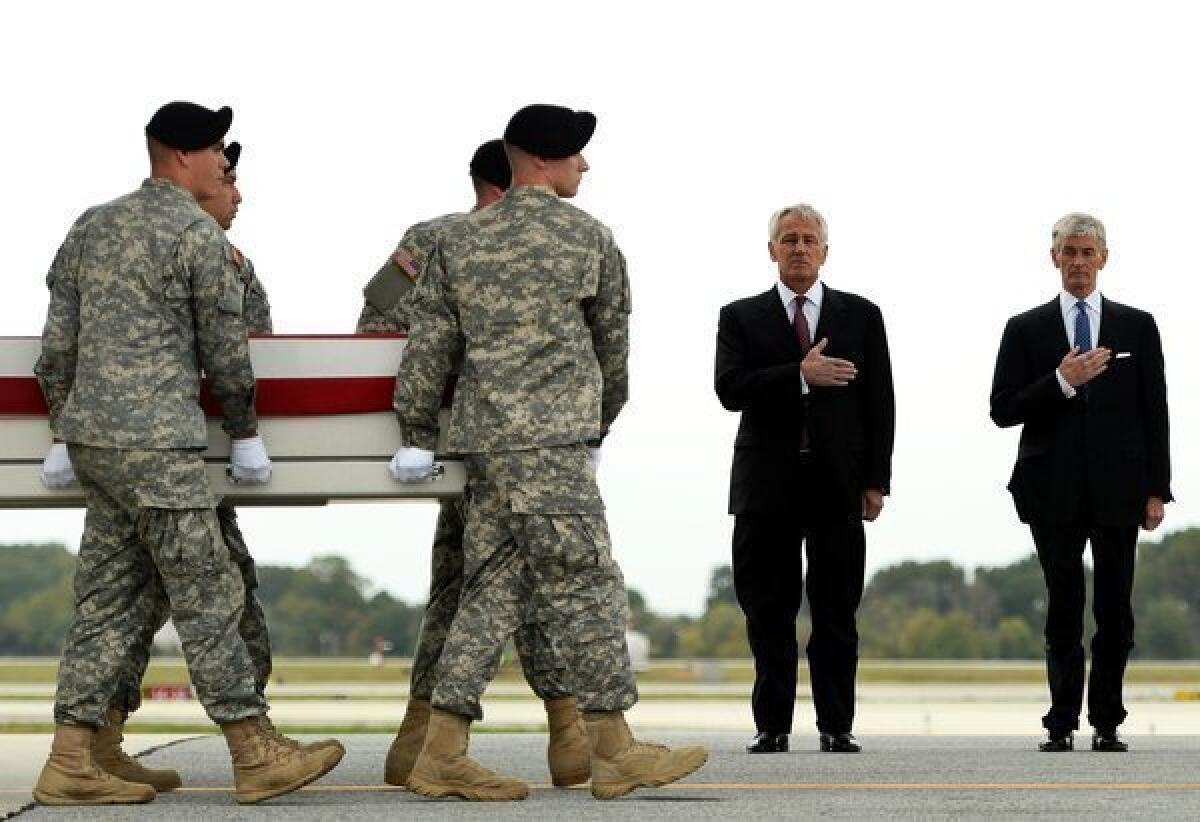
xmin=794 ymin=296 xmax=812 ymax=451
xmin=794 ymin=297 xmax=812 ymax=354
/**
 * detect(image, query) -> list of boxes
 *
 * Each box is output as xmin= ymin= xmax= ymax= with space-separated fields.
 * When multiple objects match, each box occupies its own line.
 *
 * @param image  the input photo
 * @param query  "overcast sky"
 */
xmin=2 ymin=2 xmax=1198 ymax=616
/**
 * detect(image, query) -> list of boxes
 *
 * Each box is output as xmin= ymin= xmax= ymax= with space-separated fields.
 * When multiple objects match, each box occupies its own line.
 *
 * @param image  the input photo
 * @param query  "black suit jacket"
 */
xmin=715 ymin=285 xmax=895 ymax=515
xmin=989 ymin=296 xmax=1172 ymax=526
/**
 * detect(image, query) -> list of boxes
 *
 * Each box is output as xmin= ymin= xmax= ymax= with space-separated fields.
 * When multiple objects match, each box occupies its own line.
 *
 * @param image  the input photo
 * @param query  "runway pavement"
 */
xmin=6 ymin=732 xmax=1200 ymax=820
xmin=5 ymin=683 xmax=1200 ymax=734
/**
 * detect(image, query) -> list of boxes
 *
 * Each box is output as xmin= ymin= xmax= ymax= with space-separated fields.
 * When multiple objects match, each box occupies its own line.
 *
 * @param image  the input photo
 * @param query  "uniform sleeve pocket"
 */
xmin=217 ymin=281 xmax=245 ymax=316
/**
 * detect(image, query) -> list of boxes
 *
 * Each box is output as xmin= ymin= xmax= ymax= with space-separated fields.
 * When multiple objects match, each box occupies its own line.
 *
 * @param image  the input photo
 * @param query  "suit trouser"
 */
xmin=1031 ymin=520 xmax=1138 ymax=735
xmin=409 ymin=495 xmax=571 ymax=703
xmin=733 ymin=507 xmax=865 ymax=735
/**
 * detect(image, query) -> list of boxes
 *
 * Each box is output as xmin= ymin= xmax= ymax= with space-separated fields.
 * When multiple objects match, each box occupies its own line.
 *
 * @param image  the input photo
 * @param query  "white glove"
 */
xmin=389 ymin=447 xmax=436 ymax=482
xmin=588 ymin=446 xmax=602 ymax=474
xmin=40 ymin=443 xmax=77 ymax=489
xmin=229 ymin=436 xmax=272 ymax=484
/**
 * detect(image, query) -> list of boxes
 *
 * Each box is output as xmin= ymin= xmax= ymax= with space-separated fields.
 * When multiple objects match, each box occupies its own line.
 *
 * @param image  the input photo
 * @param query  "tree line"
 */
xmin=2 ymin=528 xmax=1199 ymax=659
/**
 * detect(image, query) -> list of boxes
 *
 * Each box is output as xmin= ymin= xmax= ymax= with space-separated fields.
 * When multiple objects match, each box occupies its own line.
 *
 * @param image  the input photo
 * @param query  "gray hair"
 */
xmin=1052 ymin=212 xmax=1106 ymax=252
xmin=768 ymin=203 xmax=828 ymax=244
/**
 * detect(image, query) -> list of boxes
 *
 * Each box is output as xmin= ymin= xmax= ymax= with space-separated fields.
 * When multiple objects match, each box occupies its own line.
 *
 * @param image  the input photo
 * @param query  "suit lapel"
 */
xmin=1097 ymin=297 xmax=1124 ymax=350
xmin=812 ymin=284 xmax=845 ymax=344
xmin=1036 ymin=298 xmax=1068 ymax=352
xmin=1091 ymin=298 xmax=1130 ymax=402
xmin=752 ymin=287 xmax=803 ymax=356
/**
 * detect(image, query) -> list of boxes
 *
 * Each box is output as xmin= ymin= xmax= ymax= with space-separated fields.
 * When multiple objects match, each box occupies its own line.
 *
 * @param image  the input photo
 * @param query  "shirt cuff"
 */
xmin=1055 ymin=368 xmax=1076 ymax=399
xmin=800 ymin=371 xmax=810 ymax=395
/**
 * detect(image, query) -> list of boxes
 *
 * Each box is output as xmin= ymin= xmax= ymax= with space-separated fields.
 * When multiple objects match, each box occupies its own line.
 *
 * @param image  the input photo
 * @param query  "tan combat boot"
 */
xmin=407 ymin=709 xmax=529 ymax=801
xmin=91 ymin=708 xmax=182 ymax=792
xmin=584 ymin=711 xmax=709 ymax=800
xmin=221 ymin=716 xmax=344 ymax=804
xmin=33 ymin=724 xmax=156 ymax=806
xmin=544 ymin=697 xmax=590 ymax=787
xmin=383 ymin=697 xmax=431 ymax=786
xmin=258 ymin=714 xmax=345 ymax=758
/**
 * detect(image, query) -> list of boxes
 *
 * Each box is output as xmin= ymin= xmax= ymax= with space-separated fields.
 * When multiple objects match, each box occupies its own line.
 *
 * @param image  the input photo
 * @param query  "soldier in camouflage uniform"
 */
xmin=31 ymin=103 xmax=342 ymax=807
xmin=220 ymin=145 xmax=274 ymax=336
xmin=98 ymin=142 xmax=341 ymax=787
xmin=360 ymin=140 xmax=587 ymax=789
xmin=357 ymin=214 xmax=454 ymax=333
xmin=390 ymin=104 xmax=708 ymax=801
xmin=199 ymin=142 xmax=275 ymax=695
xmin=109 ymin=142 xmax=274 ymax=707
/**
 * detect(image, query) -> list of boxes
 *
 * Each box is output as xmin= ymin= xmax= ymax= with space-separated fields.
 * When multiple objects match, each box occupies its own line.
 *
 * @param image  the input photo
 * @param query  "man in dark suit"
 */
xmin=715 ymin=203 xmax=894 ymax=754
xmin=990 ymin=212 xmax=1171 ymax=753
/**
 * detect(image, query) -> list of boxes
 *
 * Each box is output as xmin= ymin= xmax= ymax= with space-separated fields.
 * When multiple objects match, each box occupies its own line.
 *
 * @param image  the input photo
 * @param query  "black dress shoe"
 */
xmin=746 ymin=732 xmax=788 ymax=753
xmin=1091 ymin=730 xmax=1128 ymax=752
xmin=1038 ymin=732 xmax=1074 ymax=752
xmin=819 ymin=732 xmax=861 ymax=753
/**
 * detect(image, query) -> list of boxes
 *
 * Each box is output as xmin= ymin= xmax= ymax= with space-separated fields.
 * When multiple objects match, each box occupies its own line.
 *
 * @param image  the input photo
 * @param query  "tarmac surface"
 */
xmin=6 ymin=683 xmax=1200 ymax=734
xmin=6 ymin=732 xmax=1200 ymax=820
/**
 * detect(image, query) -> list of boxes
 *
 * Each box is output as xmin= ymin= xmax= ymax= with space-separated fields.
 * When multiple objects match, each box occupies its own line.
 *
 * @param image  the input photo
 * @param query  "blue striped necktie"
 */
xmin=1075 ymin=301 xmax=1092 ymax=399
xmin=1074 ymin=301 xmax=1092 ymax=352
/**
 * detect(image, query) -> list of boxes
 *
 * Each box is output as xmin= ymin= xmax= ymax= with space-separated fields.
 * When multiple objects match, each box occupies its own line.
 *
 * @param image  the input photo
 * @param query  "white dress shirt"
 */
xmin=777 ymin=280 xmax=823 ymax=393
xmin=1055 ymin=289 xmax=1103 ymax=398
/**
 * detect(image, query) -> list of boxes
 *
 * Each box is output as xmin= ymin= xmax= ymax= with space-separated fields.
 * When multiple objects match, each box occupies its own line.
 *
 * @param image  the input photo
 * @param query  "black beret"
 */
xmin=503 ymin=104 xmax=596 ymax=159
xmin=145 ymin=101 xmax=233 ymax=151
xmin=468 ymin=139 xmax=511 ymax=189
xmin=224 ymin=141 xmax=242 ymax=172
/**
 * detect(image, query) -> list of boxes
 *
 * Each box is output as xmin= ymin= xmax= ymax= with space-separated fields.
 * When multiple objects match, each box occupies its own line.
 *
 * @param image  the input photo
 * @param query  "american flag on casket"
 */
xmin=0 ymin=335 xmax=462 ymax=508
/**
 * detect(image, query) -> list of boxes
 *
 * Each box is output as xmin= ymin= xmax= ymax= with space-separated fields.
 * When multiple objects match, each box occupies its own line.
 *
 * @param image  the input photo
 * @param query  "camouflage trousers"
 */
xmin=431 ymin=445 xmax=638 ymax=720
xmin=108 ymin=503 xmax=273 ymax=715
xmin=409 ymin=495 xmax=571 ymax=703
xmin=55 ymin=446 xmax=265 ymax=726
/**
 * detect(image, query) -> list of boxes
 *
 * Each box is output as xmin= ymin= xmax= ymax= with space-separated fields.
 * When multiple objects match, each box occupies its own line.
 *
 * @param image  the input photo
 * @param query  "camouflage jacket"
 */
xmin=394 ymin=185 xmax=631 ymax=453
xmin=356 ymin=213 xmax=463 ymax=333
xmin=234 ymin=249 xmax=273 ymax=334
xmin=35 ymin=178 xmax=258 ymax=448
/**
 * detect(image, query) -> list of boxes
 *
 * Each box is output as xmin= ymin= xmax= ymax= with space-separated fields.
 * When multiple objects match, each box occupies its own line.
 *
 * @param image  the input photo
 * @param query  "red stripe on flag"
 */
xmin=4 ymin=375 xmax=456 ymax=417
xmin=0 ymin=377 xmax=49 ymax=414
xmin=204 ymin=376 xmax=396 ymax=416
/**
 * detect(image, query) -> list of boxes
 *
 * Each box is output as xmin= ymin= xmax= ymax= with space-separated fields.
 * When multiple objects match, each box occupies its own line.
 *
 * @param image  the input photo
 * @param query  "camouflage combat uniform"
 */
xmin=236 ymin=251 xmax=273 ymax=335
xmin=359 ymin=214 xmax=570 ymax=704
xmin=35 ymin=178 xmax=265 ymax=726
xmin=394 ymin=185 xmax=637 ymax=720
xmin=109 ymin=251 xmax=275 ymax=715
xmin=357 ymin=215 xmax=459 ymax=332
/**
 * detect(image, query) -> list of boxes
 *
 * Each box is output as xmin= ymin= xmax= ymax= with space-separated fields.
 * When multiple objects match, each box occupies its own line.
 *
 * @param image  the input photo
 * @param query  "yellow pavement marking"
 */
xmin=665 ymin=782 xmax=1200 ymax=791
xmin=129 ymin=781 xmax=1200 ymax=794
xmin=10 ymin=781 xmax=1200 ymax=796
